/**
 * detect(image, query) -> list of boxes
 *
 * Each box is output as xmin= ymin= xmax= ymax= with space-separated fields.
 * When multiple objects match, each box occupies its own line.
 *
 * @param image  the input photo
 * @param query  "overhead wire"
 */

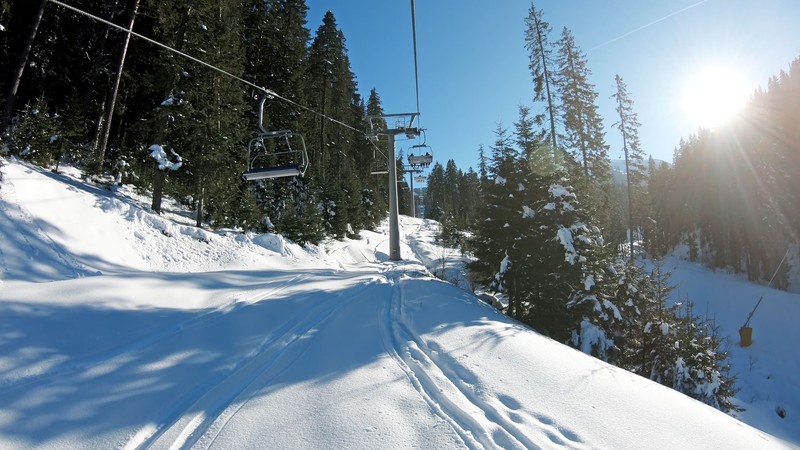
xmin=46 ymin=0 xmax=366 ymax=136
xmin=410 ymin=0 xmax=421 ymax=116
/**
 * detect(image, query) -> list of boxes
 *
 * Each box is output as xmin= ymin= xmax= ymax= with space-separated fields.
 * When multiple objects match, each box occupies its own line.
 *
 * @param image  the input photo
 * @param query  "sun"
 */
xmin=683 ymin=65 xmax=749 ymax=129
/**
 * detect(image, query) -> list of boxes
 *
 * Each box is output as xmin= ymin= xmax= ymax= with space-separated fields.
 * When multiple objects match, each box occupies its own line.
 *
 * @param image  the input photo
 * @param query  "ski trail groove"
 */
xmin=386 ymin=270 xmax=545 ymax=449
xmin=1 ymin=274 xmax=310 ymax=391
xmin=125 ymin=277 xmax=378 ymax=450
xmin=180 ymin=278 xmax=380 ymax=450
xmin=378 ymin=271 xmax=490 ymax=449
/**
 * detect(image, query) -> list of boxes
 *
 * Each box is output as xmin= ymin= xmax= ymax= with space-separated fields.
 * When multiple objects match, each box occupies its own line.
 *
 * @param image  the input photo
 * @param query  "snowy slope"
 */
xmin=0 ymin=157 xmax=795 ymax=449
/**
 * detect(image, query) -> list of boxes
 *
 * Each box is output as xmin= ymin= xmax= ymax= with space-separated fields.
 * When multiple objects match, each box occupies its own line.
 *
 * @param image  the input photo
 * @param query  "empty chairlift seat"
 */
xmin=242 ymin=96 xmax=309 ymax=181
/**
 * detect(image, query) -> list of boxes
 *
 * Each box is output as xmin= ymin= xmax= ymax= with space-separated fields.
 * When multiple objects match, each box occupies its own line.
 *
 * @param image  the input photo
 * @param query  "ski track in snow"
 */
xmin=380 ymin=268 xmax=586 ymax=450
xmin=123 ymin=275 xmax=380 ymax=450
xmin=378 ymin=270 xmax=481 ymax=448
xmin=0 ymin=274 xmax=311 ymax=391
xmin=377 ymin=271 xmax=511 ymax=449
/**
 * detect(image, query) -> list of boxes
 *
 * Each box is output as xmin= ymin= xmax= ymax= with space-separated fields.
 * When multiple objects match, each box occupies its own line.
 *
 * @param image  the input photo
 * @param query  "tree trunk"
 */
xmin=533 ymin=16 xmax=558 ymax=155
xmin=195 ymin=186 xmax=204 ymax=228
xmin=83 ymin=0 xmax=121 ymax=126
xmin=95 ymin=0 xmax=141 ymax=167
xmin=0 ymin=0 xmax=47 ymax=134
xmin=151 ymin=169 xmax=165 ymax=214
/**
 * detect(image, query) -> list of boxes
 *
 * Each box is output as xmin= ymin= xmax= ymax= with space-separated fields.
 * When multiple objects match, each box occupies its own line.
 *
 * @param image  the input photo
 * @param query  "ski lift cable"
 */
xmin=46 ymin=0 xmax=371 ymax=140
xmin=410 ymin=0 xmax=421 ymax=117
xmin=742 ymin=245 xmax=791 ymax=328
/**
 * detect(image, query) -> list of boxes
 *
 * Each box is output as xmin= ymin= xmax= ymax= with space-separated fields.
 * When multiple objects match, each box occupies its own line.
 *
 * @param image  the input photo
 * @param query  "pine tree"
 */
xmin=243 ymin=0 xmax=309 ymax=131
xmin=424 ymin=162 xmax=445 ymax=221
xmin=612 ymin=74 xmax=647 ymax=260
xmin=149 ymin=0 xmax=249 ymax=227
xmin=304 ymin=11 xmax=364 ymax=238
xmin=612 ymin=261 xmax=670 ymax=371
xmin=348 ymin=92 xmax=376 ymax=231
xmin=468 ymin=124 xmax=525 ymax=314
xmin=477 ymin=144 xmax=488 ymax=183
xmin=442 ymin=159 xmax=460 ymax=219
xmin=555 ymin=27 xmax=610 ymax=187
xmin=512 ymin=171 xmax=616 ymax=347
xmin=5 ymin=98 xmax=61 ymax=167
xmin=644 ymin=158 xmax=675 ymax=256
xmin=456 ymin=167 xmax=481 ymax=230
xmin=514 ymin=105 xmax=556 ymax=176
xmin=554 ymin=27 xmax=613 ymax=237
xmin=671 ymin=299 xmax=739 ymax=412
xmin=365 ymin=88 xmax=389 ymax=224
xmin=523 ymin=2 xmax=559 ymax=157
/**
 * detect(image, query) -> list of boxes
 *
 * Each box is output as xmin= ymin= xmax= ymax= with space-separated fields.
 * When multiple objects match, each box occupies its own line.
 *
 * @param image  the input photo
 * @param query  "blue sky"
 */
xmin=305 ymin=1 xmax=800 ymax=175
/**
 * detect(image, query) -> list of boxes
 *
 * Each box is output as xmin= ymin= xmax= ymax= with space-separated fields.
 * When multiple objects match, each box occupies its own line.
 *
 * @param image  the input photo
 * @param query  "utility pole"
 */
xmin=387 ymin=133 xmax=400 ymax=260
xmin=368 ymin=113 xmax=419 ymax=261
xmin=408 ymin=168 xmax=416 ymax=218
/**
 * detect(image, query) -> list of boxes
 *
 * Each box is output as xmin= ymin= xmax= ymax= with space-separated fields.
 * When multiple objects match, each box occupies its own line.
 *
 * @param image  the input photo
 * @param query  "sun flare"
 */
xmin=683 ymin=65 xmax=749 ymax=129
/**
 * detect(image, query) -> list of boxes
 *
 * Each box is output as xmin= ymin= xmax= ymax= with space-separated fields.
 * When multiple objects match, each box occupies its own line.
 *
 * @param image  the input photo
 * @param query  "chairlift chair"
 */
xmin=242 ymin=96 xmax=309 ymax=181
xmin=407 ymin=129 xmax=433 ymax=168
xmin=370 ymin=162 xmax=389 ymax=175
xmin=407 ymin=149 xmax=432 ymax=168
xmin=370 ymin=146 xmax=389 ymax=175
xmin=415 ymin=175 xmax=426 ymax=183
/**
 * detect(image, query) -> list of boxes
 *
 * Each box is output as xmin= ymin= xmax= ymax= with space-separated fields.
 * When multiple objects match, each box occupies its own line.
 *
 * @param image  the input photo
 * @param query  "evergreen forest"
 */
xmin=1 ymin=0 xmax=401 ymax=243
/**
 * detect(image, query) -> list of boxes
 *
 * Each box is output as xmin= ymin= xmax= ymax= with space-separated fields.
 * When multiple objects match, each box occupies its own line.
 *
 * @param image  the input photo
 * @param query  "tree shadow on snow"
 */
xmin=0 ymin=268 xmax=466 ymax=447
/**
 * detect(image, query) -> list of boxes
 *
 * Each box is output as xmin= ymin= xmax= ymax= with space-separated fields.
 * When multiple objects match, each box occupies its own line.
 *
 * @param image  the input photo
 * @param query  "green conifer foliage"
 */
xmin=423 ymin=162 xmax=445 ymax=222
xmin=555 ymin=28 xmax=618 ymax=240
xmin=304 ymin=11 xmax=367 ymax=238
xmin=468 ymin=125 xmax=526 ymax=314
xmin=151 ymin=0 xmax=249 ymax=227
xmin=514 ymin=105 xmax=556 ymax=176
xmin=524 ymin=2 xmax=559 ymax=155
xmin=6 ymin=98 xmax=61 ymax=168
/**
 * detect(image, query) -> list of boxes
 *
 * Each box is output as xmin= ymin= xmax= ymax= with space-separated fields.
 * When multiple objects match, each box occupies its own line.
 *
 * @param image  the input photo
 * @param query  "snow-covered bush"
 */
xmin=148 ymin=144 xmax=183 ymax=171
xmin=5 ymin=99 xmax=62 ymax=168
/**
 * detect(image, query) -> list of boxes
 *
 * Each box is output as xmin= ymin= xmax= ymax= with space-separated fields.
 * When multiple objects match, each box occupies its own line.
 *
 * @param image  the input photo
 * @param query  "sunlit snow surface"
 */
xmin=0 ymin=158 xmax=796 ymax=449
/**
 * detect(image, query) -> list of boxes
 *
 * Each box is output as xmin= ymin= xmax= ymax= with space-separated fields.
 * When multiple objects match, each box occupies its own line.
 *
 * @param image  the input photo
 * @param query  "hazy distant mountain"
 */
xmin=610 ymin=158 xmax=670 ymax=184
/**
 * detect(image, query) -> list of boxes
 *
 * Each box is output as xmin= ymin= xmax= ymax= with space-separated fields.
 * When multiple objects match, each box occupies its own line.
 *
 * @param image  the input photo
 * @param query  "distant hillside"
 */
xmin=610 ymin=158 xmax=670 ymax=184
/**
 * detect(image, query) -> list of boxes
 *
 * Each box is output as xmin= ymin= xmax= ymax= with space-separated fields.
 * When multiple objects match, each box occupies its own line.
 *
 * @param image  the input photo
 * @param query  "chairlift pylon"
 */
xmin=242 ymin=96 xmax=309 ymax=181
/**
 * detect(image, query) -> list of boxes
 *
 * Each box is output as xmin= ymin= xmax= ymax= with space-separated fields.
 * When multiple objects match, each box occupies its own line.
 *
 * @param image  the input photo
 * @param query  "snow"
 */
xmin=549 ymin=184 xmax=574 ymax=199
xmin=499 ymin=254 xmax=511 ymax=274
xmin=584 ymin=275 xmax=594 ymax=291
xmin=521 ymin=205 xmax=535 ymax=219
xmin=148 ymin=145 xmax=183 ymax=171
xmin=557 ymin=226 xmax=578 ymax=264
xmin=159 ymin=96 xmax=182 ymax=107
xmin=0 ymin=157 xmax=797 ymax=449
